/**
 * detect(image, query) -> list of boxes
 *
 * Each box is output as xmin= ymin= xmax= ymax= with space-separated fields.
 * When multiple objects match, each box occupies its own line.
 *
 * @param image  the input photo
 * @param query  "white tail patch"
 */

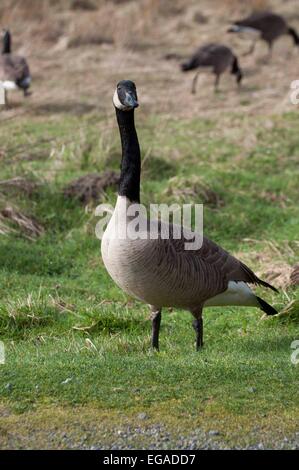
xmin=1 ymin=80 xmax=17 ymax=90
xmin=204 ymin=281 xmax=259 ymax=307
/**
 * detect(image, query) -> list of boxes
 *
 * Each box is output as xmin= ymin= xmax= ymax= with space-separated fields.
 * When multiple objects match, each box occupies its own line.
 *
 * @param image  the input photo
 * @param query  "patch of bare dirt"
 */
xmin=260 ymin=191 xmax=291 ymax=209
xmin=237 ymin=240 xmax=299 ymax=290
xmin=163 ymin=176 xmax=224 ymax=208
xmin=290 ymin=264 xmax=299 ymax=287
xmin=0 ymin=177 xmax=40 ymax=197
xmin=0 ymin=206 xmax=44 ymax=240
xmin=63 ymin=171 xmax=119 ymax=204
xmin=70 ymin=0 xmax=98 ymax=11
xmin=68 ymin=34 xmax=114 ymax=48
xmin=0 ymin=0 xmax=298 ymax=121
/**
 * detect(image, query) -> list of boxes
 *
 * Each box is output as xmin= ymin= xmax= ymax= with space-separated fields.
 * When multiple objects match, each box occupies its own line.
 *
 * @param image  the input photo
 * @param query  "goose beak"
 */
xmin=123 ymin=91 xmax=139 ymax=109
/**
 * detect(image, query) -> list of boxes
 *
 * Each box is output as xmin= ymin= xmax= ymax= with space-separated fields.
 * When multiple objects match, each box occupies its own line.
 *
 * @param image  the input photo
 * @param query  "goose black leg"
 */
xmin=267 ymin=41 xmax=273 ymax=60
xmin=214 ymin=74 xmax=220 ymax=92
xmin=191 ymin=71 xmax=200 ymax=94
xmin=243 ymin=40 xmax=257 ymax=56
xmin=4 ymin=90 xmax=9 ymax=109
xmin=150 ymin=307 xmax=162 ymax=351
xmin=191 ymin=307 xmax=204 ymax=350
xmin=193 ymin=318 xmax=203 ymax=350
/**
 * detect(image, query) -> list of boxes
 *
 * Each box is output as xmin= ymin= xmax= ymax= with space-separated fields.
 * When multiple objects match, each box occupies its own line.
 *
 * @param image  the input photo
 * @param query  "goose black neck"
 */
xmin=2 ymin=32 xmax=11 ymax=54
xmin=116 ymin=108 xmax=141 ymax=203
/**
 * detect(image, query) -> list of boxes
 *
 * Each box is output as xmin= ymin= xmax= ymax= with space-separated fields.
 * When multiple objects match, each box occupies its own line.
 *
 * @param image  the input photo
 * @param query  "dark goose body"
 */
xmin=0 ymin=29 xmax=31 ymax=97
xmin=181 ymin=43 xmax=242 ymax=92
xmin=228 ymin=11 xmax=299 ymax=53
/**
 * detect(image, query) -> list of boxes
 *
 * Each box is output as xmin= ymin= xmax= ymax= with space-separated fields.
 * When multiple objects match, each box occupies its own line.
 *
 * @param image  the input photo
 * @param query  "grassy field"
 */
xmin=0 ymin=0 xmax=299 ymax=450
xmin=0 ymin=109 xmax=298 ymax=449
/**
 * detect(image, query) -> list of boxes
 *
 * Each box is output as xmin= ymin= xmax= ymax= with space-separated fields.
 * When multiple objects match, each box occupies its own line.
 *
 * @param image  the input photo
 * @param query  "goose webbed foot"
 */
xmin=150 ymin=307 xmax=162 ymax=351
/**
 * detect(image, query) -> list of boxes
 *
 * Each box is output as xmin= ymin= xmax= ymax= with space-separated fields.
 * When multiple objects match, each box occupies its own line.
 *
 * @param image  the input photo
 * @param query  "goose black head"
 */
xmin=2 ymin=29 xmax=11 ymax=54
xmin=113 ymin=80 xmax=139 ymax=111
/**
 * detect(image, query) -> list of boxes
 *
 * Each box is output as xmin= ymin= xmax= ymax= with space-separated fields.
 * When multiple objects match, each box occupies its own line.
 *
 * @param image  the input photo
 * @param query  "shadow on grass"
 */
xmin=83 ymin=311 xmax=148 ymax=335
xmin=242 ymin=334 xmax=294 ymax=353
xmin=142 ymin=155 xmax=177 ymax=181
xmin=33 ymin=102 xmax=97 ymax=116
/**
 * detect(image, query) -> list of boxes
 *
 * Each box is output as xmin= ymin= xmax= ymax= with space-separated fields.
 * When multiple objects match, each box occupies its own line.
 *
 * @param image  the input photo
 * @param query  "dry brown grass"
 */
xmin=220 ymin=0 xmax=270 ymax=13
xmin=63 ymin=171 xmax=119 ymax=204
xmin=162 ymin=176 xmax=225 ymax=209
xmin=0 ymin=0 xmax=298 ymax=120
xmin=0 ymin=0 xmax=262 ymax=50
xmin=290 ymin=264 xmax=299 ymax=287
xmin=0 ymin=177 xmax=40 ymax=197
xmin=70 ymin=0 xmax=98 ymax=11
xmin=0 ymin=205 xmax=44 ymax=239
xmin=237 ymin=240 xmax=299 ymax=291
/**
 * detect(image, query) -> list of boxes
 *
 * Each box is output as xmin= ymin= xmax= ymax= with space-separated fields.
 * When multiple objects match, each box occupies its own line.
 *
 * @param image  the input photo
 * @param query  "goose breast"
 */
xmin=101 ymin=199 xmax=232 ymax=308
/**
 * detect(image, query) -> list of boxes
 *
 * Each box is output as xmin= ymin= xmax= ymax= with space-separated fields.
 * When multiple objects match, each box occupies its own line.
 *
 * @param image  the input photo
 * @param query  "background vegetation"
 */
xmin=0 ymin=0 xmax=298 ymax=449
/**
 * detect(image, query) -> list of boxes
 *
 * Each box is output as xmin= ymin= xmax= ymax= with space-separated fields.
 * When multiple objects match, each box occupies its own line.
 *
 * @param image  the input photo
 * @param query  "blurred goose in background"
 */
xmin=0 ymin=29 xmax=32 ymax=105
xmin=101 ymin=80 xmax=278 ymax=352
xmin=228 ymin=11 xmax=299 ymax=57
xmin=181 ymin=43 xmax=243 ymax=93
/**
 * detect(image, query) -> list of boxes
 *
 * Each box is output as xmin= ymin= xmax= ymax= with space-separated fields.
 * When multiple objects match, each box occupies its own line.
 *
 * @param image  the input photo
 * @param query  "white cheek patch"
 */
xmin=234 ymin=25 xmax=261 ymax=39
xmin=113 ymin=89 xmax=126 ymax=110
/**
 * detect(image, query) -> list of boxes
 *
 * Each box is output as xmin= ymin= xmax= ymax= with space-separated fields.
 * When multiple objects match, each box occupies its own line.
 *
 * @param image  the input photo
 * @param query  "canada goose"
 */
xmin=0 ymin=29 xmax=31 ymax=105
xmin=101 ymin=80 xmax=278 ymax=351
xmin=228 ymin=11 xmax=299 ymax=56
xmin=181 ymin=44 xmax=242 ymax=93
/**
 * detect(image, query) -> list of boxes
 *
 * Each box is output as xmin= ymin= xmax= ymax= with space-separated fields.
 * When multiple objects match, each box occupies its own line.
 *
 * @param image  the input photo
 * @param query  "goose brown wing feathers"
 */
xmin=156 ymin=224 xmax=277 ymax=301
xmin=0 ymin=55 xmax=30 ymax=83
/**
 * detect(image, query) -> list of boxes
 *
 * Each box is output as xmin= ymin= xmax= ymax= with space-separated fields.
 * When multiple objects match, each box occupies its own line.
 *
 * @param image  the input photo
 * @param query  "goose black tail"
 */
xmin=288 ymin=27 xmax=299 ymax=45
xmin=256 ymin=296 xmax=278 ymax=316
xmin=257 ymin=279 xmax=279 ymax=293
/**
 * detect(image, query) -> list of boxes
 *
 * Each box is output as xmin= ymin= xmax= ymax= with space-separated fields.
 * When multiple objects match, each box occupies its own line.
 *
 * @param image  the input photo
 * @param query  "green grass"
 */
xmin=0 ymin=110 xmax=298 ymax=447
